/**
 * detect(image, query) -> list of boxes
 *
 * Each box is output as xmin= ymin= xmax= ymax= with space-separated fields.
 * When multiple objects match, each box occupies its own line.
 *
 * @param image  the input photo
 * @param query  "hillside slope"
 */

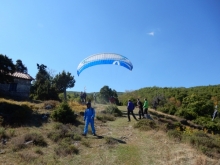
xmin=0 ymin=102 xmax=219 ymax=165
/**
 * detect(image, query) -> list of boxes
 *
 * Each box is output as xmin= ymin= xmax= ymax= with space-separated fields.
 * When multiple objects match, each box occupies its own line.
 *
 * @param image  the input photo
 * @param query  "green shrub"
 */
xmin=96 ymin=113 xmax=116 ymax=122
xmin=178 ymin=108 xmax=197 ymax=120
xmin=167 ymin=129 xmax=183 ymax=141
xmin=164 ymin=122 xmax=184 ymax=131
xmin=134 ymin=119 xmax=158 ymax=131
xmin=103 ymin=105 xmax=123 ymax=117
xmin=194 ymin=117 xmax=220 ymax=133
xmin=168 ymin=105 xmax=177 ymax=115
xmin=51 ymin=102 xmax=76 ymax=123
xmin=186 ymin=131 xmax=220 ymax=158
xmin=158 ymin=107 xmax=169 ymax=114
xmin=47 ymin=131 xmax=62 ymax=142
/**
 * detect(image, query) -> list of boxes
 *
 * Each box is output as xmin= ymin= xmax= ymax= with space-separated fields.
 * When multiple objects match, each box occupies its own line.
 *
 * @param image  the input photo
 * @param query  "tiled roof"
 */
xmin=12 ymin=72 xmax=34 ymax=80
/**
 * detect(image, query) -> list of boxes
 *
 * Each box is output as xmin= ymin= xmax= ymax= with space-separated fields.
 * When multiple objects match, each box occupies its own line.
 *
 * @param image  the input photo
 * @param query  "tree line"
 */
xmin=118 ymin=85 xmax=220 ymax=132
xmin=0 ymin=54 xmax=75 ymax=100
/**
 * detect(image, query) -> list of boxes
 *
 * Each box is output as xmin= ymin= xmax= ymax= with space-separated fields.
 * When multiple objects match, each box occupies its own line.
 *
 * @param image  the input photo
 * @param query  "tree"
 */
xmin=36 ymin=64 xmax=50 ymax=83
xmin=30 ymin=64 xmax=59 ymax=100
xmin=99 ymin=86 xmax=119 ymax=104
xmin=0 ymin=54 xmax=15 ymax=83
xmin=53 ymin=71 xmax=75 ymax=100
xmin=15 ymin=59 xmax=28 ymax=73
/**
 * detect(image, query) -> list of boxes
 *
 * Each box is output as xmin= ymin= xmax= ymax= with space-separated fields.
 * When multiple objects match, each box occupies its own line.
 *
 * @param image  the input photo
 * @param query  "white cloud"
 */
xmin=148 ymin=32 xmax=154 ymax=36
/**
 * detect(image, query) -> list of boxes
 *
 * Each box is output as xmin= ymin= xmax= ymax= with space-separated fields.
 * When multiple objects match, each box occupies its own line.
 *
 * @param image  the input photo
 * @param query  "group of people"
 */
xmin=80 ymin=91 xmax=87 ymax=103
xmin=82 ymin=98 xmax=150 ymax=136
xmin=127 ymin=98 xmax=149 ymax=122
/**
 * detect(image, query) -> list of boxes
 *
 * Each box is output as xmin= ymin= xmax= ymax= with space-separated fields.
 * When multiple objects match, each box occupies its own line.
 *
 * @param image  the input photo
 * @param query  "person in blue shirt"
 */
xmin=82 ymin=101 xmax=96 ymax=136
xmin=127 ymin=100 xmax=138 ymax=122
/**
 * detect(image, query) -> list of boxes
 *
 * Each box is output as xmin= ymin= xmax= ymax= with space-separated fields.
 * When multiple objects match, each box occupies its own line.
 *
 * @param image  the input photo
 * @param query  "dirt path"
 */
xmin=1 ymin=103 xmax=217 ymax=165
xmin=85 ymin=105 xmax=220 ymax=165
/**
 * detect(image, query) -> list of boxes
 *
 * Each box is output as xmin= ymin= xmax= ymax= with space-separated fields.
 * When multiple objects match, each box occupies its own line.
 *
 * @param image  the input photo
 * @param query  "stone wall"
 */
xmin=0 ymin=78 xmax=32 ymax=100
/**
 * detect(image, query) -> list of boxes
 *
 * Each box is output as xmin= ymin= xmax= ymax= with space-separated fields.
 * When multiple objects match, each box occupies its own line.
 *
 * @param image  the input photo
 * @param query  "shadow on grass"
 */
xmin=113 ymin=138 xmax=126 ymax=144
xmin=105 ymin=136 xmax=126 ymax=144
xmin=96 ymin=135 xmax=104 ymax=139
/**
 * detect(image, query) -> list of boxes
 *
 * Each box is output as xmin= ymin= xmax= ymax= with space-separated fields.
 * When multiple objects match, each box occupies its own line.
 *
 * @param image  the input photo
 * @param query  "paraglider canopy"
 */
xmin=77 ymin=53 xmax=133 ymax=76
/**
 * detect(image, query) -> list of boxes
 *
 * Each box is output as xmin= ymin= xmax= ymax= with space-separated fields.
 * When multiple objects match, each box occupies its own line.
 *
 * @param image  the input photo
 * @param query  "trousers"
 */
xmin=127 ymin=110 xmax=138 ymax=121
xmin=84 ymin=118 xmax=95 ymax=134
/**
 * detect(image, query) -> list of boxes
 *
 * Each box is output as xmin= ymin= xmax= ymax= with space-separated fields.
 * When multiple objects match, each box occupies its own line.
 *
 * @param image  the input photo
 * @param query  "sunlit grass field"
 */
xmin=0 ymin=98 xmax=219 ymax=165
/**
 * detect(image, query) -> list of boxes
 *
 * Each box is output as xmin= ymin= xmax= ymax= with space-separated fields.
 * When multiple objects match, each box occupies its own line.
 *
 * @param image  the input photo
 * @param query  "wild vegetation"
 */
xmin=1 ymin=54 xmax=220 ymax=164
xmin=118 ymin=85 xmax=220 ymax=133
xmin=0 ymin=54 xmax=75 ymax=101
xmin=0 ymin=97 xmax=220 ymax=164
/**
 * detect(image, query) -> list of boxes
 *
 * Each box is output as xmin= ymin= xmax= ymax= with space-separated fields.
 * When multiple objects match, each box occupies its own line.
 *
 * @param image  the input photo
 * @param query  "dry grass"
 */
xmin=0 ymin=98 xmax=41 ymax=111
xmin=68 ymin=100 xmax=87 ymax=113
xmin=0 ymin=99 xmax=219 ymax=165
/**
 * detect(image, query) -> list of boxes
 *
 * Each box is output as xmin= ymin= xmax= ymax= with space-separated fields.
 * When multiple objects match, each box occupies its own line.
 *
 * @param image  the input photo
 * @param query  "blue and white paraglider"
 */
xmin=77 ymin=53 xmax=133 ymax=76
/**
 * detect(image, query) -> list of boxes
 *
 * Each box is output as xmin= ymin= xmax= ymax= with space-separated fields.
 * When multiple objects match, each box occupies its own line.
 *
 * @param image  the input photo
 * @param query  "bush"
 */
xmin=177 ymin=108 xmax=197 ymax=120
xmin=194 ymin=117 xmax=220 ymax=133
xmin=51 ymin=102 xmax=76 ymax=123
xmin=12 ymin=132 xmax=47 ymax=152
xmin=96 ymin=113 xmax=116 ymax=122
xmin=164 ymin=122 xmax=184 ymax=131
xmin=167 ymin=129 xmax=183 ymax=141
xmin=47 ymin=131 xmax=62 ymax=142
xmin=24 ymin=132 xmax=47 ymax=147
xmin=103 ymin=105 xmax=122 ymax=117
xmin=186 ymin=131 xmax=220 ymax=158
xmin=158 ymin=107 xmax=169 ymax=113
xmin=43 ymin=100 xmax=60 ymax=109
xmin=134 ymin=119 xmax=158 ymax=131
xmin=0 ymin=102 xmax=33 ymax=125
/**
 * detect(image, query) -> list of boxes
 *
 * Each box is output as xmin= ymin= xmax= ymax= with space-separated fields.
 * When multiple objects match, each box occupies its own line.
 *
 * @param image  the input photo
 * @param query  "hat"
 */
xmin=86 ymin=102 xmax=91 ymax=105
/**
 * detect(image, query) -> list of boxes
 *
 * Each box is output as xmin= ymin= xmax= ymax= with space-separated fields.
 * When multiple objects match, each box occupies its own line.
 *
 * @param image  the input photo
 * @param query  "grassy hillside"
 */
xmin=118 ymin=85 xmax=220 ymax=133
xmin=0 ymin=98 xmax=220 ymax=165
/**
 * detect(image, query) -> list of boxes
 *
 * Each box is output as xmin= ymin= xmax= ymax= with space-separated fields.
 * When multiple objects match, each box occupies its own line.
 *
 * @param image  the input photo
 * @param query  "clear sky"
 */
xmin=1 ymin=1 xmax=220 ymax=93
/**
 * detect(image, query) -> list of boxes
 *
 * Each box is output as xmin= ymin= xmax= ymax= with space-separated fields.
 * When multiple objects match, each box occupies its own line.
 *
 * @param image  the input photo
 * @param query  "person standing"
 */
xmin=83 ymin=92 xmax=87 ymax=103
xmin=143 ymin=98 xmax=149 ymax=118
xmin=82 ymin=102 xmax=96 ymax=136
xmin=127 ymin=100 xmax=138 ymax=122
xmin=80 ymin=92 xmax=84 ymax=103
xmin=93 ymin=92 xmax=96 ymax=104
xmin=137 ymin=98 xmax=144 ymax=119
xmin=212 ymin=105 xmax=218 ymax=121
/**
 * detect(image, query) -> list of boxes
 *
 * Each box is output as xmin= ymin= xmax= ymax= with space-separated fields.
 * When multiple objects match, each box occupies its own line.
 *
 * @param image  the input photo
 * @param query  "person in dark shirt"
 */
xmin=137 ymin=98 xmax=144 ymax=119
xmin=127 ymin=100 xmax=138 ymax=122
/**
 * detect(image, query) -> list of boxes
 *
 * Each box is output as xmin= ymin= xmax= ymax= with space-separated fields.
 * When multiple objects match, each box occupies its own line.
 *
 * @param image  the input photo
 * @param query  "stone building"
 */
xmin=0 ymin=72 xmax=34 ymax=100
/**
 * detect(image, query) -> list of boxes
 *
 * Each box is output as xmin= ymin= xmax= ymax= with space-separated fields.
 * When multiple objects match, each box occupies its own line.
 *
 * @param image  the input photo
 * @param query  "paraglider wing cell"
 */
xmin=77 ymin=53 xmax=133 ymax=76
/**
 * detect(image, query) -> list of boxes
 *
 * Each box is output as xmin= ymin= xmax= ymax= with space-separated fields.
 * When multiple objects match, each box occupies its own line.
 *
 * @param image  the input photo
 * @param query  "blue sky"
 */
xmin=1 ymin=1 xmax=220 ymax=93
